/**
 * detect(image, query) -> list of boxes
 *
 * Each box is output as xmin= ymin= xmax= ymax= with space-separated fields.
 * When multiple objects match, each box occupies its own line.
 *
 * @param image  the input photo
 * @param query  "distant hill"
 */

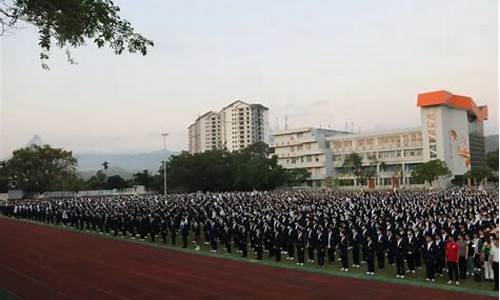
xmin=75 ymin=150 xmax=174 ymax=175
xmin=485 ymin=134 xmax=499 ymax=152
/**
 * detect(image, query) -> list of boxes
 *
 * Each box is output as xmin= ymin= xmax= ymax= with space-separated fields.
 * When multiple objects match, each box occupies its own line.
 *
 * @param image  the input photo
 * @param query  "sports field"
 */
xmin=0 ymin=217 xmax=496 ymax=300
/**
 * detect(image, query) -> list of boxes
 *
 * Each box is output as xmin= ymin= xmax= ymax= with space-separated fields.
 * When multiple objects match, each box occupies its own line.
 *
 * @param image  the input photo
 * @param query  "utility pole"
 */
xmin=161 ymin=133 xmax=168 ymax=195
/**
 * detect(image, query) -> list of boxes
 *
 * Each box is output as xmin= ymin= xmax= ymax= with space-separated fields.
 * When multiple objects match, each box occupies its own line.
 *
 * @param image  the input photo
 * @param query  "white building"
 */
xmin=189 ymin=100 xmax=269 ymax=153
xmin=329 ymin=128 xmax=424 ymax=187
xmin=270 ymin=90 xmax=488 ymax=188
xmin=270 ymin=128 xmax=347 ymax=186
xmin=188 ymin=111 xmax=221 ymax=154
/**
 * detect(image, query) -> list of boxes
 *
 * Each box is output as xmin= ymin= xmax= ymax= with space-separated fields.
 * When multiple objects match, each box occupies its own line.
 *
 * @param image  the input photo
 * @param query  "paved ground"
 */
xmin=0 ymin=218 xmax=495 ymax=300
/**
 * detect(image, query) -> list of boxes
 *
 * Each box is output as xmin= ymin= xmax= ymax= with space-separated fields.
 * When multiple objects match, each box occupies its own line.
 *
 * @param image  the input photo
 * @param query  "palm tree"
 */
xmin=102 ymin=161 xmax=109 ymax=170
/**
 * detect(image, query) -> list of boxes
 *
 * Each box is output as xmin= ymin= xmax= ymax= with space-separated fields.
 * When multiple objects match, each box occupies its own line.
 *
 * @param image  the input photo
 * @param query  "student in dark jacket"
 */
xmin=395 ymin=232 xmax=407 ymax=278
xmin=326 ymin=227 xmax=336 ymax=264
xmin=365 ymin=235 xmax=376 ymax=275
xmin=406 ymin=230 xmax=417 ymax=273
xmin=339 ymin=231 xmax=349 ymax=272
xmin=307 ymin=228 xmax=316 ymax=263
xmin=386 ymin=230 xmax=396 ymax=266
xmin=423 ymin=234 xmax=437 ymax=281
xmin=255 ymin=228 xmax=263 ymax=260
xmin=376 ymin=231 xmax=386 ymax=269
xmin=296 ymin=228 xmax=306 ymax=266
xmin=434 ymin=234 xmax=445 ymax=277
xmin=316 ymin=228 xmax=327 ymax=267
xmin=351 ymin=228 xmax=361 ymax=268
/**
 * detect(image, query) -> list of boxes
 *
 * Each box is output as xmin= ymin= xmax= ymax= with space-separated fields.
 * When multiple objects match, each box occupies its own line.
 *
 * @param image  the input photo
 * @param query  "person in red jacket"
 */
xmin=446 ymin=235 xmax=460 ymax=285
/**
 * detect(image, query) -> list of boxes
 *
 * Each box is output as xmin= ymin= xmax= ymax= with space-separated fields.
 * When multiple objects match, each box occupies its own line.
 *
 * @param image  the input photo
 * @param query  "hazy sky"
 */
xmin=1 ymin=0 xmax=498 ymax=156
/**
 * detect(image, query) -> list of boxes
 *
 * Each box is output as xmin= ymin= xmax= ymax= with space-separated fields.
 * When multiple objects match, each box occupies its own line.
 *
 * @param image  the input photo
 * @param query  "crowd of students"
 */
xmin=0 ymin=188 xmax=498 ymax=290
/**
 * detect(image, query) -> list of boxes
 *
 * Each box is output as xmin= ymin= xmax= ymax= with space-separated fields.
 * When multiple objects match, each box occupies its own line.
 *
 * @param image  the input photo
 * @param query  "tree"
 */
xmin=0 ymin=0 xmax=154 ymax=69
xmin=164 ymin=142 xmax=294 ymax=192
xmin=105 ymin=175 xmax=129 ymax=189
xmin=86 ymin=170 xmax=107 ymax=190
xmin=132 ymin=169 xmax=155 ymax=190
xmin=342 ymin=153 xmax=363 ymax=186
xmin=3 ymin=145 xmax=77 ymax=192
xmin=102 ymin=161 xmax=109 ymax=170
xmin=465 ymin=168 xmax=492 ymax=185
xmin=411 ymin=159 xmax=451 ymax=186
xmin=0 ymin=160 xmax=10 ymax=192
xmin=487 ymin=150 xmax=499 ymax=172
xmin=284 ymin=168 xmax=311 ymax=186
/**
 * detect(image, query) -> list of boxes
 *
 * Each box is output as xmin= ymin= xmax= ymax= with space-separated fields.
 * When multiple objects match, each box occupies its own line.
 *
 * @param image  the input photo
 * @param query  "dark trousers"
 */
xmin=396 ymin=257 xmax=405 ymax=275
xmin=275 ymin=247 xmax=281 ymax=261
xmin=341 ymin=251 xmax=348 ymax=269
xmin=415 ymin=251 xmax=422 ymax=267
xmin=447 ymin=261 xmax=459 ymax=282
xmin=241 ymin=244 xmax=247 ymax=257
xmin=407 ymin=254 xmax=415 ymax=271
xmin=425 ymin=259 xmax=435 ymax=279
xmin=377 ymin=252 xmax=385 ymax=268
xmin=367 ymin=255 xmax=375 ymax=272
xmin=493 ymin=261 xmax=499 ymax=291
xmin=297 ymin=247 xmax=305 ymax=263
xmin=436 ymin=257 xmax=444 ymax=275
xmin=256 ymin=245 xmax=263 ymax=260
xmin=288 ymin=244 xmax=295 ymax=258
xmin=388 ymin=250 xmax=395 ymax=265
xmin=353 ymin=246 xmax=360 ymax=265
xmin=317 ymin=248 xmax=325 ymax=266
xmin=327 ymin=247 xmax=335 ymax=263
xmin=459 ymin=256 xmax=467 ymax=279
xmin=308 ymin=246 xmax=314 ymax=261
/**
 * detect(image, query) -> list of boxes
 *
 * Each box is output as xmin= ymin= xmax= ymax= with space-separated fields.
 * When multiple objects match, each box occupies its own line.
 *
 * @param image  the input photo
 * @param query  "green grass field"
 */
xmin=5 ymin=217 xmax=498 ymax=298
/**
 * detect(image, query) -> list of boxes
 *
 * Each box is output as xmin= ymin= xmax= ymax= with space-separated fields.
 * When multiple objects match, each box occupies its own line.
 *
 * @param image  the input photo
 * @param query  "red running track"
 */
xmin=0 ymin=218 xmax=494 ymax=300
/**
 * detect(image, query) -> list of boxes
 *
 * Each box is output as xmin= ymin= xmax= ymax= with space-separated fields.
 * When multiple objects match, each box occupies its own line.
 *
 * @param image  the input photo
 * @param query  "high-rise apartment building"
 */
xmin=188 ymin=100 xmax=269 ymax=153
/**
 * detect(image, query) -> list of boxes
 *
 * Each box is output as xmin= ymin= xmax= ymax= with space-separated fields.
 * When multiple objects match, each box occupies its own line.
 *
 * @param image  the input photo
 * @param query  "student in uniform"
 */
xmin=192 ymin=220 xmax=201 ymax=251
xmin=423 ymin=234 xmax=437 ymax=282
xmin=307 ymin=227 xmax=316 ymax=263
xmin=406 ymin=230 xmax=416 ymax=274
xmin=339 ymin=231 xmax=349 ymax=272
xmin=366 ymin=235 xmax=376 ymax=275
xmin=316 ymin=227 xmax=326 ymax=267
xmin=296 ymin=228 xmax=305 ymax=266
xmin=395 ymin=232 xmax=407 ymax=278
xmin=351 ymin=228 xmax=361 ymax=268
xmin=434 ymin=234 xmax=445 ymax=277
xmin=180 ymin=217 xmax=189 ymax=248
xmin=255 ymin=228 xmax=263 ymax=260
xmin=376 ymin=230 xmax=386 ymax=269
xmin=327 ymin=226 xmax=336 ymax=264
xmin=491 ymin=235 xmax=499 ymax=291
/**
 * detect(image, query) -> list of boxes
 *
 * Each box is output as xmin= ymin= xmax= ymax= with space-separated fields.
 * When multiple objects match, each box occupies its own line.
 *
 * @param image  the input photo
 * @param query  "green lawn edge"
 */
xmin=2 ymin=216 xmax=497 ymax=298
xmin=0 ymin=289 xmax=18 ymax=300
